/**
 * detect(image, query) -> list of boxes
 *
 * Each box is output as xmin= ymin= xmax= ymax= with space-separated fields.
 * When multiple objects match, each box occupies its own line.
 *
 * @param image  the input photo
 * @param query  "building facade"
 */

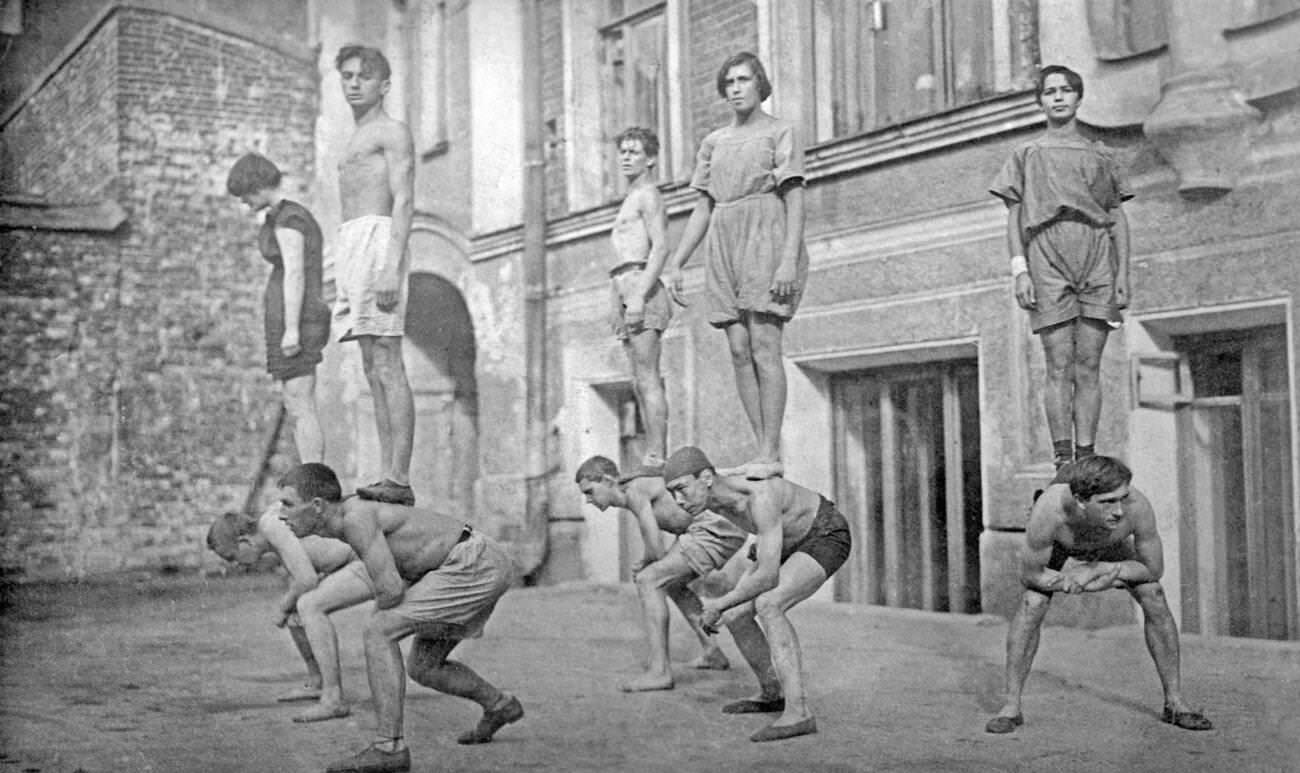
xmin=3 ymin=0 xmax=1297 ymax=640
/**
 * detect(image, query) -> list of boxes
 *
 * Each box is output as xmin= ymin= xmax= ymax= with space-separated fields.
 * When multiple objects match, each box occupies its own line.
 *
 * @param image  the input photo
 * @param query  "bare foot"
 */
xmin=292 ymin=702 xmax=351 ymax=723
xmin=276 ymin=685 xmax=322 ymax=703
xmin=687 ymin=650 xmax=730 ymax=670
xmin=618 ymin=673 xmax=674 ymax=692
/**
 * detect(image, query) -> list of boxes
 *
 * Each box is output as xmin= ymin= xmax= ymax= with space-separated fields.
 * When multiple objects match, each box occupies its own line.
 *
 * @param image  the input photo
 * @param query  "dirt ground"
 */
xmin=1 ymin=571 xmax=1298 ymax=773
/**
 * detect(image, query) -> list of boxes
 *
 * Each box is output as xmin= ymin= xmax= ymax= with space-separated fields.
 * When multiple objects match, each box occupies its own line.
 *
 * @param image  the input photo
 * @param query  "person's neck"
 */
xmin=352 ymin=102 xmax=386 ymax=125
xmin=266 ymin=190 xmax=285 ymax=208
xmin=319 ymin=503 xmax=346 ymax=539
xmin=624 ymin=171 xmax=654 ymax=191
xmin=733 ymin=106 xmax=764 ymax=128
xmin=707 ymin=477 xmax=745 ymax=513
xmin=1044 ymin=117 xmax=1080 ymax=138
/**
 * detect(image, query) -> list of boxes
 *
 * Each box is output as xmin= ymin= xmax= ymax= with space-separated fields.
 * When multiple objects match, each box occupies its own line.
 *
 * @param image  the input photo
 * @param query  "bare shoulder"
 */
xmin=1127 ymin=486 xmax=1157 ymax=524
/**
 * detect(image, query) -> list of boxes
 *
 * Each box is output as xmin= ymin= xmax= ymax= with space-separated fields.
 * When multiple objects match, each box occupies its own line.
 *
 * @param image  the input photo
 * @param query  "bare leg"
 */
xmin=363 ymin=610 xmax=412 ymax=744
xmin=665 ymin=583 xmax=730 ymax=670
xmin=623 ymin=550 xmax=698 ymax=691
xmin=751 ymin=554 xmax=827 ymax=728
xmin=372 ymin=336 xmax=414 ymax=485
xmin=280 ymin=374 xmax=323 ymax=463
xmin=292 ymin=566 xmax=373 ymax=722
xmin=1070 ymin=319 xmax=1111 ymax=447
xmin=1129 ymin=583 xmax=1192 ymax=711
xmin=1039 ymin=321 xmax=1077 ymax=449
xmin=723 ymin=603 xmax=782 ymax=701
xmin=407 ymin=635 xmax=523 ymax=744
xmin=723 ymin=321 xmax=764 ymax=447
xmin=358 ymin=338 xmax=393 ymax=479
xmin=281 ymin=623 xmax=322 ymax=699
xmin=625 ymin=329 xmax=667 ymax=463
xmin=747 ymin=314 xmax=787 ymax=465
xmin=992 ymin=589 xmax=1052 ymax=722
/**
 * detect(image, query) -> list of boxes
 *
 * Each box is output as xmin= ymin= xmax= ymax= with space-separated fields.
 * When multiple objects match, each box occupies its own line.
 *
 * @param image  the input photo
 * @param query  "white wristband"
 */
xmin=1010 ymin=255 xmax=1029 ymax=277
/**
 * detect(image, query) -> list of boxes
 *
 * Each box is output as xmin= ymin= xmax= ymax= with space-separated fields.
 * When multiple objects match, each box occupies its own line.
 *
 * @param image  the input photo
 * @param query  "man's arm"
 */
xmin=1112 ymin=491 xmax=1162 ymax=585
xmin=259 ymin=512 xmax=319 ymax=625
xmin=1111 ymin=206 xmax=1130 ymax=309
xmin=629 ymin=187 xmax=670 ymax=314
xmin=627 ymin=487 xmax=667 ymax=570
xmin=1019 ymin=500 xmax=1068 ymax=593
xmin=708 ymin=490 xmax=781 ymax=613
xmin=341 ymin=503 xmax=406 ymax=609
xmin=377 ymin=122 xmax=415 ymax=310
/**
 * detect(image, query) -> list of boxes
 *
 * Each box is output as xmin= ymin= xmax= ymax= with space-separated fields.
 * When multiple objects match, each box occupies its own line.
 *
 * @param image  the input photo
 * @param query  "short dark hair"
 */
xmin=1065 ymin=455 xmax=1132 ymax=500
xmin=1036 ymin=64 xmax=1084 ymax=104
xmin=206 ymin=511 xmax=256 ymax=557
xmin=716 ymin=51 xmax=772 ymax=102
xmin=226 ymin=153 xmax=281 ymax=197
xmin=575 ymin=455 xmax=620 ymax=484
xmin=615 ymin=127 xmax=660 ymax=159
xmin=278 ymin=463 xmax=343 ymax=503
xmin=336 ymin=45 xmax=392 ymax=81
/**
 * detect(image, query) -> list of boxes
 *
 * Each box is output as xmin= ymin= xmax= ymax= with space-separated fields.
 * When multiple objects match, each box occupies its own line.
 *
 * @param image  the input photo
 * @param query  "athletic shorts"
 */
xmin=609 ymin=267 xmax=673 ymax=341
xmin=333 ymin=215 xmax=409 ymax=340
xmin=674 ymin=511 xmax=748 ymax=577
xmin=703 ymin=192 xmax=809 ymax=327
xmin=1047 ymin=537 xmax=1137 ymax=572
xmin=390 ymin=529 xmax=515 ymax=639
xmin=747 ymin=496 xmax=852 ymax=577
xmin=1026 ymin=217 xmax=1119 ymax=333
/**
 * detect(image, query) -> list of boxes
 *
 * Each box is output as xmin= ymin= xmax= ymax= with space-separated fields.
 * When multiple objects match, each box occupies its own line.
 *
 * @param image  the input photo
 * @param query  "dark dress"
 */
xmin=259 ymin=199 xmax=330 ymax=380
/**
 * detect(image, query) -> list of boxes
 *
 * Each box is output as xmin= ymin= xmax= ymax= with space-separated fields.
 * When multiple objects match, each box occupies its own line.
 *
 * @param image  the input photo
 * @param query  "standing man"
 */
xmin=206 ymin=508 xmax=373 ymax=723
xmin=989 ymin=65 xmax=1133 ymax=469
xmin=334 ymin=45 xmax=416 ymax=506
xmin=574 ymin=455 xmax=746 ymax=691
xmin=278 ymin=463 xmax=523 ymax=773
xmin=985 ymin=455 xmax=1212 ymax=734
xmin=607 ymin=128 xmax=679 ymax=471
xmin=662 ymin=446 xmax=851 ymax=743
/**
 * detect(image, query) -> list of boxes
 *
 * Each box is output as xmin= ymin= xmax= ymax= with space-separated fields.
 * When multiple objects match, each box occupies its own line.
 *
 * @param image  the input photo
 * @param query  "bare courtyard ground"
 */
xmin=1 ymin=572 xmax=1298 ymax=773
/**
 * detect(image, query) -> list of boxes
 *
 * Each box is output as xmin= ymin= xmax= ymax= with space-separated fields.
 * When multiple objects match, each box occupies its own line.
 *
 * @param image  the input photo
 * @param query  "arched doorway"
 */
xmin=402 ymin=272 xmax=479 ymax=512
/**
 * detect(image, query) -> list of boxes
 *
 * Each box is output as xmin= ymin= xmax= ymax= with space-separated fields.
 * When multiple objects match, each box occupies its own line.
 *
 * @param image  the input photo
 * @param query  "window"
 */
xmin=600 ymin=1 xmax=671 ymax=195
xmin=811 ymin=0 xmax=1005 ymax=141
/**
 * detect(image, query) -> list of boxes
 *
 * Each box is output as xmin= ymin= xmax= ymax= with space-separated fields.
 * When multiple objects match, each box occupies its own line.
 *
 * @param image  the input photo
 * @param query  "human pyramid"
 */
xmin=207 ymin=47 xmax=1210 ymax=773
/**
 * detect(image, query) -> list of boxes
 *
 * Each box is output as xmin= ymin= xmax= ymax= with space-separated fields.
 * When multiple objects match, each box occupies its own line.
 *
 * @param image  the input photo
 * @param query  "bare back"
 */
xmin=338 ymin=114 xmax=408 ymax=220
xmin=342 ymin=498 xmax=468 ymax=583
xmin=710 ymin=476 xmax=821 ymax=553
xmin=627 ymin=477 xmax=693 ymax=534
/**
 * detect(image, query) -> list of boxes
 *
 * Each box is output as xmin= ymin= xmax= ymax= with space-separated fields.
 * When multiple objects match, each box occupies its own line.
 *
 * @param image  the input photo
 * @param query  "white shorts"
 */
xmin=333 ymin=215 xmax=409 ymax=340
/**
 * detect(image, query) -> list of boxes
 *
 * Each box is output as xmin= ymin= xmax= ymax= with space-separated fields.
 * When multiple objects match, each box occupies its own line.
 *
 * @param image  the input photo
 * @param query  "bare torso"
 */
xmin=628 ymin=478 xmax=694 ymax=534
xmin=609 ymin=185 xmax=652 ymax=269
xmin=338 ymin=115 xmax=401 ymax=221
xmin=344 ymin=499 xmax=468 ymax=583
xmin=1040 ymin=484 xmax=1145 ymax=552
xmin=709 ymin=476 xmax=821 ymax=552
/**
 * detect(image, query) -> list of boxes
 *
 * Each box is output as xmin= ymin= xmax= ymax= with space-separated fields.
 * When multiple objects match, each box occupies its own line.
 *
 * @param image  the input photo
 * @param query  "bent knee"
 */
xmin=1019 ymin=589 xmax=1053 ymax=612
xmin=752 ymin=591 xmax=790 ymax=620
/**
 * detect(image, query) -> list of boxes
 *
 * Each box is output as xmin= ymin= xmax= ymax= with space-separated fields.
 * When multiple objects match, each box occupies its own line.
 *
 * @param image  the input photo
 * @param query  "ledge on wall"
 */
xmin=0 ymin=195 xmax=128 ymax=232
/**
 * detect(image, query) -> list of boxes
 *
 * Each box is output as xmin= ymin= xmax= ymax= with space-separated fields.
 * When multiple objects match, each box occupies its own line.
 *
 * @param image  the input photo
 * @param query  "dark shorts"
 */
xmin=1047 ymin=537 xmax=1137 ymax=572
xmin=266 ymin=314 xmax=329 ymax=381
xmin=1026 ymin=217 xmax=1120 ymax=333
xmin=748 ymin=496 xmax=852 ymax=577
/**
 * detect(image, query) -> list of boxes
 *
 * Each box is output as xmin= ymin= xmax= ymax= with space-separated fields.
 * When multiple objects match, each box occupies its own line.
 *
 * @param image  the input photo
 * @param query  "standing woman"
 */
xmin=667 ymin=52 xmax=808 ymax=480
xmin=226 ymin=153 xmax=330 ymax=463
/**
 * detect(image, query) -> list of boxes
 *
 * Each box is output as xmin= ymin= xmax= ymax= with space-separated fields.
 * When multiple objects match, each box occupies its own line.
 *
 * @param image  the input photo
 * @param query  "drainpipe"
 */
xmin=520 ymin=0 xmax=550 ymax=576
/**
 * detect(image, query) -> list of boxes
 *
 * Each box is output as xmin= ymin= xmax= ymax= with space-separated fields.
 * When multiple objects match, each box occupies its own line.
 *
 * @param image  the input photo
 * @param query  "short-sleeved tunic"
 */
xmin=259 ymin=200 xmax=331 ymax=380
xmin=989 ymin=134 xmax=1133 ymax=332
xmin=689 ymin=117 xmax=809 ymax=327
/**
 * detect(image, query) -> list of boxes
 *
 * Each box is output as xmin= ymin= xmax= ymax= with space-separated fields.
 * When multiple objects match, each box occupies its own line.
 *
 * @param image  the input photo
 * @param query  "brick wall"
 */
xmin=0 ymin=8 xmax=316 ymax=580
xmin=688 ymin=0 xmax=757 ymax=150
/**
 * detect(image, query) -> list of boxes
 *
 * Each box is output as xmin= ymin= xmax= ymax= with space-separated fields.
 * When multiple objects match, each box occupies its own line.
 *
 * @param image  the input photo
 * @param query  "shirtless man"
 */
xmin=574 ymin=455 xmax=746 ymax=691
xmin=206 ymin=508 xmax=373 ymax=723
xmin=607 ymin=128 xmax=679 ymax=470
xmin=985 ymin=455 xmax=1212 ymax=734
xmin=662 ymin=446 xmax=851 ymax=743
xmin=334 ymin=45 xmax=416 ymax=506
xmin=277 ymin=463 xmax=522 ymax=773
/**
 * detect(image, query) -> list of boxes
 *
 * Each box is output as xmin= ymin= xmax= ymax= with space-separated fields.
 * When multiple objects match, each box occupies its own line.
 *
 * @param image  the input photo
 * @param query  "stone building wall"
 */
xmin=0 ymin=7 xmax=316 ymax=579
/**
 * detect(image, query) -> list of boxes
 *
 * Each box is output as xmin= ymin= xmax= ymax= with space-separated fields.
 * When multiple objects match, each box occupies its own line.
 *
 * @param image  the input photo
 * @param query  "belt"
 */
xmin=456 ymin=524 xmax=473 ymax=544
xmin=609 ymin=261 xmax=647 ymax=278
